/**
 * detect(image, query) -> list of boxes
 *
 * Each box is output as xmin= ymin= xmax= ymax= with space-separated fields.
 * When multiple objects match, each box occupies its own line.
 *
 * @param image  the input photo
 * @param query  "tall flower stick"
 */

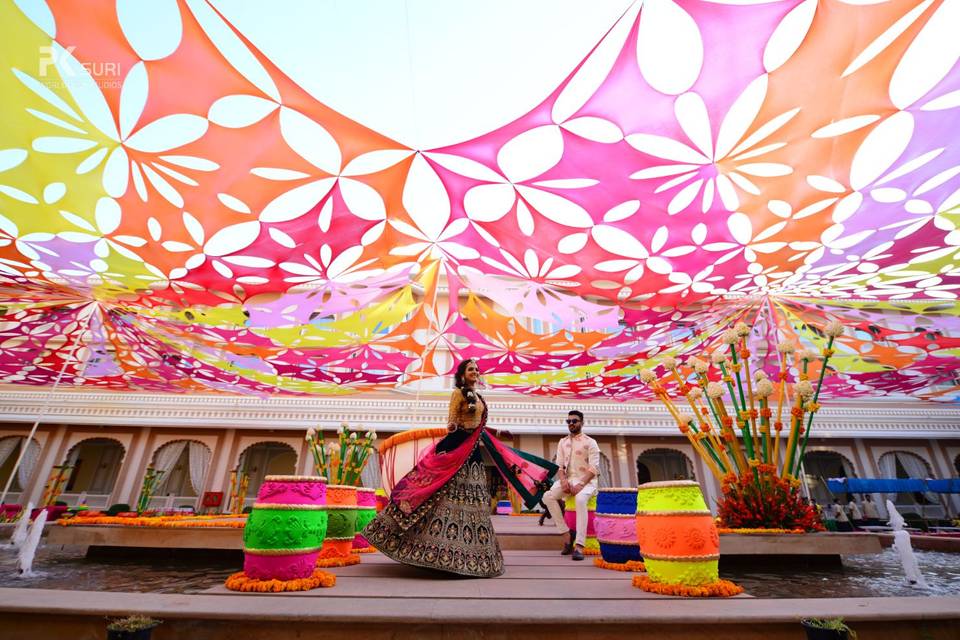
xmin=754 ymin=373 xmax=774 ymax=464
xmin=734 ymin=322 xmax=759 ymax=447
xmin=665 ymin=359 xmax=727 ymax=474
xmin=782 ymin=378 xmax=813 ymax=477
xmin=687 ymin=357 xmax=736 ymax=472
xmin=717 ymin=350 xmax=756 ymax=462
xmin=642 ymin=369 xmax=722 ymax=479
xmin=793 ymin=320 xmax=842 ymax=476
xmin=772 ymin=341 xmax=793 ymax=473
xmin=708 ymin=381 xmax=749 ymax=474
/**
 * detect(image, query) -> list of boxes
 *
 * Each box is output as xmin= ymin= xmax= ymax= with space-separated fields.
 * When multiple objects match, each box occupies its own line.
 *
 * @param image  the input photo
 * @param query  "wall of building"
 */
xmin=3 ymin=422 xmax=958 ymax=517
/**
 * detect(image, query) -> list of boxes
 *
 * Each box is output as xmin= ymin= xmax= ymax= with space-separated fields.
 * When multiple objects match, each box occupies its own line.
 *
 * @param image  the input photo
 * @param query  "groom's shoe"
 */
xmin=560 ymin=530 xmax=575 ymax=555
xmin=572 ymin=545 xmax=584 ymax=561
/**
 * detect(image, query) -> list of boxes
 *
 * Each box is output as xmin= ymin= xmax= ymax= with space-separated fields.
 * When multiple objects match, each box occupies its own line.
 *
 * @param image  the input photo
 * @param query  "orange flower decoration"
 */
xmin=225 ymin=568 xmax=336 ymax=592
xmin=632 ymin=575 xmax=743 ymax=597
xmin=593 ymin=558 xmax=645 ymax=572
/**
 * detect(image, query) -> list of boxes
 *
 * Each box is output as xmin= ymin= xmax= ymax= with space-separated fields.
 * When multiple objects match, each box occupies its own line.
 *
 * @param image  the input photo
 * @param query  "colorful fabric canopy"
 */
xmin=1 ymin=1 xmax=959 ymax=400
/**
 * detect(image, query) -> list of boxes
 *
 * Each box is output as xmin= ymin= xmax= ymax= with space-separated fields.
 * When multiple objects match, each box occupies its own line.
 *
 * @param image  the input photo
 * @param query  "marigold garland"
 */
xmin=224 ymin=568 xmax=336 ymax=592
xmin=717 ymin=527 xmax=806 ymax=534
xmin=351 ymin=547 xmax=377 ymax=554
xmin=583 ymin=547 xmax=600 ymax=556
xmin=593 ymin=557 xmax=646 ymax=572
xmin=58 ymin=515 xmax=247 ymax=528
xmin=316 ymin=554 xmax=361 ymax=568
xmin=632 ymin=574 xmax=744 ymax=597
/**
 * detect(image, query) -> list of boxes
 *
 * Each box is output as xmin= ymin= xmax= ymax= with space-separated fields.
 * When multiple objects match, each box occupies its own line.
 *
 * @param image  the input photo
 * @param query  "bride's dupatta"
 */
xmin=390 ymin=404 xmax=557 ymax=522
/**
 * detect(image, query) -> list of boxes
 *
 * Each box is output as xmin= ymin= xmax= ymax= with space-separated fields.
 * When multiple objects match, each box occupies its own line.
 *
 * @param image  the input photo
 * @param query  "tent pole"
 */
xmin=0 ymin=332 xmax=85 ymax=505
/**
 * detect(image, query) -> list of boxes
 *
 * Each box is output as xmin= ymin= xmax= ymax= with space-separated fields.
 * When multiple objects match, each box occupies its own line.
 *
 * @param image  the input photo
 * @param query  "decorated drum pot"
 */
xmin=242 ymin=475 xmax=328 ymax=581
xmin=352 ymin=487 xmax=377 ymax=550
xmin=596 ymin=488 xmax=641 ymax=564
xmin=563 ymin=493 xmax=598 ymax=553
xmin=635 ymin=480 xmax=719 ymax=586
xmin=317 ymin=485 xmax=358 ymax=563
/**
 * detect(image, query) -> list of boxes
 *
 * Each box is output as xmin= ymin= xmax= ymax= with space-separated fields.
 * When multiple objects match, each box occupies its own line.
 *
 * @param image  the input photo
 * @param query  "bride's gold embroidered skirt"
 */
xmin=363 ymin=455 xmax=504 ymax=578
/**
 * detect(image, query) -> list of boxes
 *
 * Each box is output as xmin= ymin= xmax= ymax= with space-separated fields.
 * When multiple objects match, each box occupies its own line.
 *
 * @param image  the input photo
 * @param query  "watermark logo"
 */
xmin=38 ymin=46 xmax=123 ymax=89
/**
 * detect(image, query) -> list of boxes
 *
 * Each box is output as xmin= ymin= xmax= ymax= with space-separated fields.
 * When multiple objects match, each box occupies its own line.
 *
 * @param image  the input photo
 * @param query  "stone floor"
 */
xmin=1 ymin=550 xmax=959 ymax=639
xmin=204 ymin=549 xmax=743 ymax=600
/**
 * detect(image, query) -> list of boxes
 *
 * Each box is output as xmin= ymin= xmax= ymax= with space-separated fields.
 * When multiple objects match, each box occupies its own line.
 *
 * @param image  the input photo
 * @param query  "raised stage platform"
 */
xmin=45 ymin=515 xmax=884 ymax=560
xmin=0 ymin=550 xmax=957 ymax=640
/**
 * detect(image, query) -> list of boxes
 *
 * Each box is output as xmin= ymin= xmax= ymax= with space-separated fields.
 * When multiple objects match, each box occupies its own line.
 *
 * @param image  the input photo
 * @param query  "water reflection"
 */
xmin=0 ymin=546 xmax=958 ymax=597
xmin=724 ymin=548 xmax=960 ymax=598
xmin=0 ymin=546 xmax=236 ymax=594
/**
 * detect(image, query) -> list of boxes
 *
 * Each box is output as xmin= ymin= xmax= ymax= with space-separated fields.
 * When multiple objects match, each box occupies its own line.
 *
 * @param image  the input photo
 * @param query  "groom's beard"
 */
xmin=568 ymin=426 xmax=582 ymax=435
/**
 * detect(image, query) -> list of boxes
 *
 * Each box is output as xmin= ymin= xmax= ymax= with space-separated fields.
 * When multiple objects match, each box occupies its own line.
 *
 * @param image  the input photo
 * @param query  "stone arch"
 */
xmin=636 ymin=447 xmax=695 ymax=484
xmin=149 ymin=439 xmax=213 ymax=502
xmin=801 ymin=449 xmax=857 ymax=506
xmin=877 ymin=450 xmax=938 ymax=516
xmin=237 ymin=441 xmax=297 ymax=506
xmin=598 ymin=451 xmax=613 ymax=487
xmin=360 ymin=448 xmax=381 ymax=490
xmin=0 ymin=436 xmax=42 ymax=494
xmin=62 ymin=437 xmax=126 ymax=499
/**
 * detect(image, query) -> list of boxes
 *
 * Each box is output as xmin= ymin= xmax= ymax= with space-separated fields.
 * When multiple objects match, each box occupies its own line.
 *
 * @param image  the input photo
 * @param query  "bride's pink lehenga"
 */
xmin=363 ymin=396 xmax=556 ymax=577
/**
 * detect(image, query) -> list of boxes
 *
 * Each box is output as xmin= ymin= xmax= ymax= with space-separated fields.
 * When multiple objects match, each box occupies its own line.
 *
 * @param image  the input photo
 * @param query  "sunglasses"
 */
xmin=565 ymin=419 xmax=581 ymax=425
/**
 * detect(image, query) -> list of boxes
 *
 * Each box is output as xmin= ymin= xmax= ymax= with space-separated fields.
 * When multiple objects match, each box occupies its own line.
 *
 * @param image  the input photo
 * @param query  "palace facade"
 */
xmin=1 ymin=388 xmax=958 ymax=519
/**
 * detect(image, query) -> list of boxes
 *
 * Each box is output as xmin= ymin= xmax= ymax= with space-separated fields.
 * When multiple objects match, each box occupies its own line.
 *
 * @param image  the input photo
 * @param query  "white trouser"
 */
xmin=543 ymin=480 xmax=596 ymax=547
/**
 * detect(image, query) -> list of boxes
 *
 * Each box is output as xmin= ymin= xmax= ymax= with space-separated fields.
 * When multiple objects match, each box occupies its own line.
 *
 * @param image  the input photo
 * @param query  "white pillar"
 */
xmin=206 ymin=429 xmax=237 ymax=493
xmin=928 ymin=439 xmax=960 ymax=516
xmin=26 ymin=424 xmax=67 ymax=505
xmin=614 ymin=435 xmax=631 ymax=487
xmin=113 ymin=427 xmax=151 ymax=505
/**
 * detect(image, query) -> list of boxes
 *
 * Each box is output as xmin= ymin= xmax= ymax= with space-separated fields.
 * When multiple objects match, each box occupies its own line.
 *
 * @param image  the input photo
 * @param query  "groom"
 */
xmin=542 ymin=410 xmax=600 ymax=561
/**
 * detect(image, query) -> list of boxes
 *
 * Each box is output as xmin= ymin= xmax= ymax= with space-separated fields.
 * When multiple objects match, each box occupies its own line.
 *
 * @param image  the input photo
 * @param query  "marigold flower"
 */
xmin=822 ymin=348 xmax=835 ymax=357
